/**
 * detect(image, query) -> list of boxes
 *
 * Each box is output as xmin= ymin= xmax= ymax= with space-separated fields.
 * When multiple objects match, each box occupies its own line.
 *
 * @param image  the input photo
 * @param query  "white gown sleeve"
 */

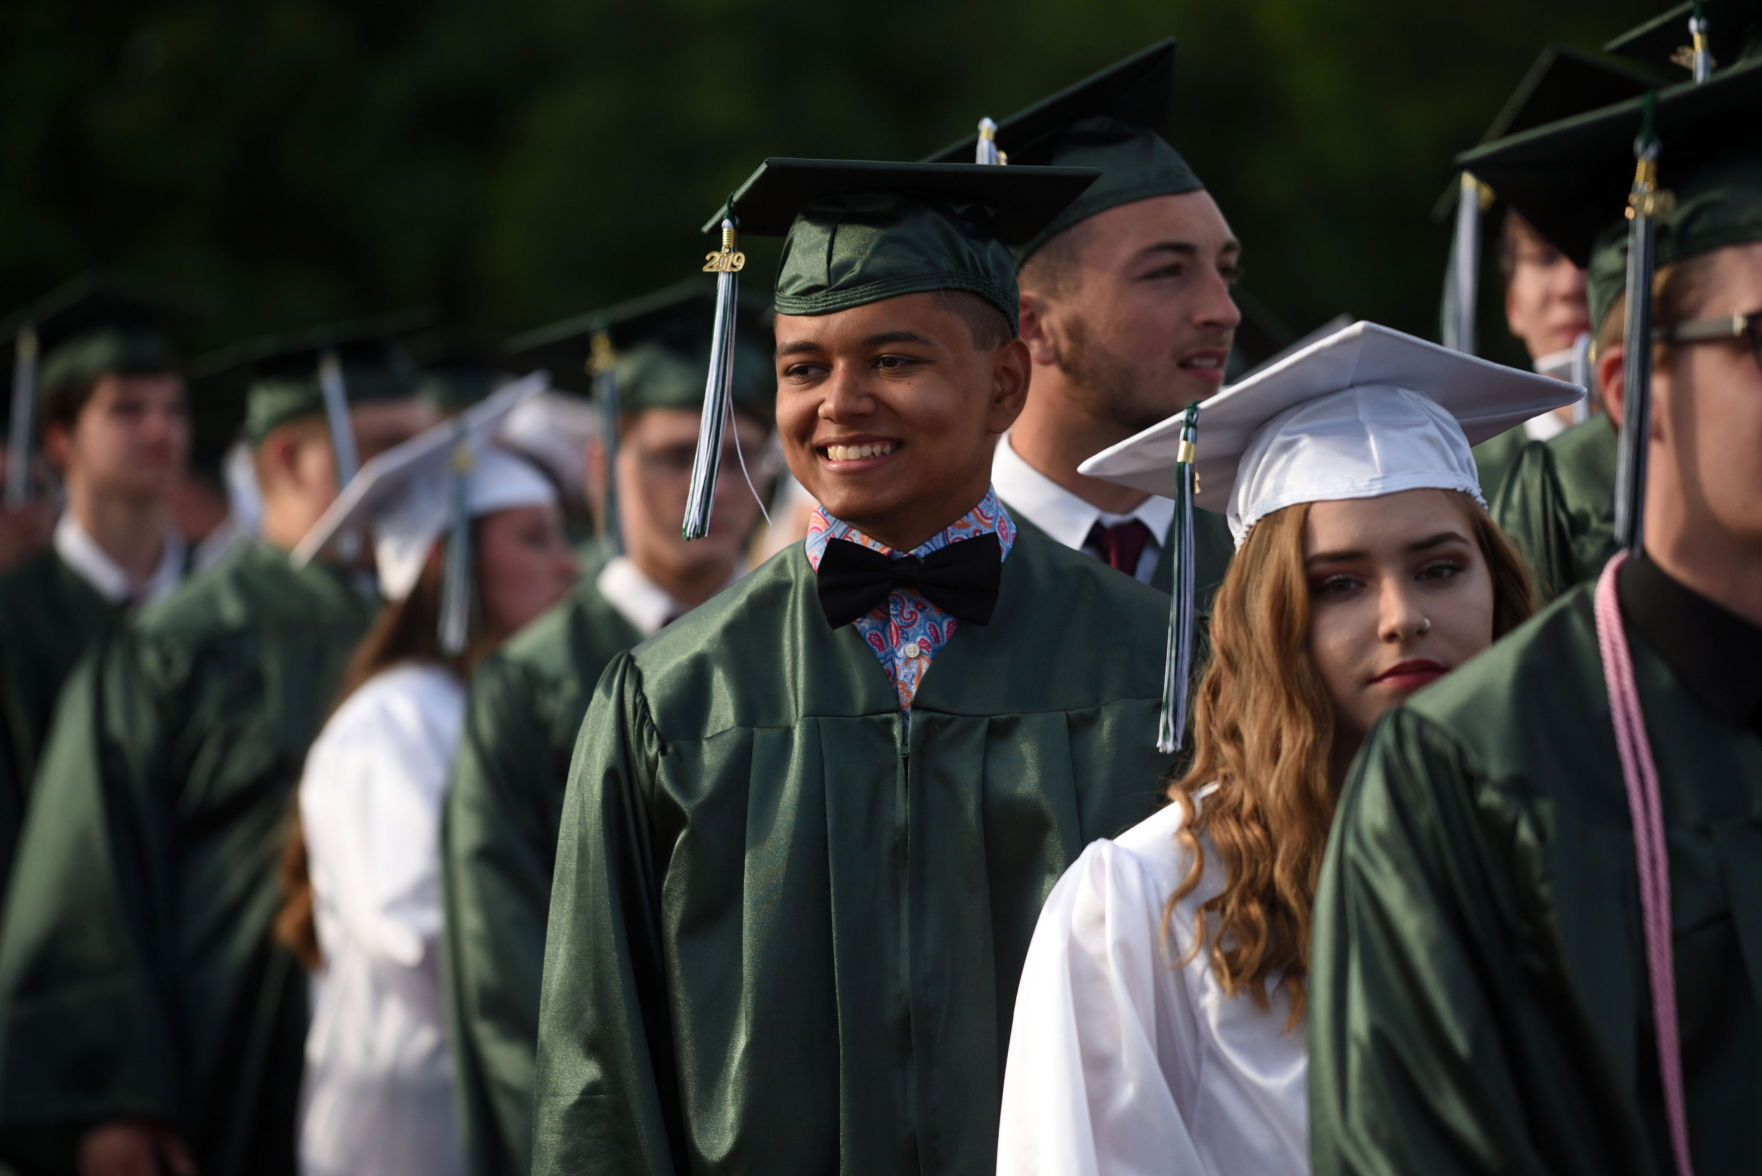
xmin=300 ymin=668 xmax=461 ymax=969
xmin=997 ymin=836 xmax=1209 ymax=1176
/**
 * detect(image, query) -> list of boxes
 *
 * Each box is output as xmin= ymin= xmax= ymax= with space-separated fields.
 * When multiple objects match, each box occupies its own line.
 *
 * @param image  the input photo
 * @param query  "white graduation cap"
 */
xmin=1078 ymin=320 xmax=1581 ymax=751
xmin=293 ymin=371 xmax=555 ymax=652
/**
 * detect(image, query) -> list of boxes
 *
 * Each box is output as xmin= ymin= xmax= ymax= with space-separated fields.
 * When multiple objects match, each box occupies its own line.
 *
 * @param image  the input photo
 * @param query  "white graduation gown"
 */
xmin=996 ymin=797 xmax=1309 ymax=1175
xmin=297 ymin=661 xmax=468 ymax=1176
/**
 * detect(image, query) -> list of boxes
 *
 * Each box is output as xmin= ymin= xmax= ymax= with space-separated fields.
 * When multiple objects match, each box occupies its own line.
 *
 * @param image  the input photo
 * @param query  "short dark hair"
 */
xmin=1595 ymin=249 xmax=1721 ymax=355
xmin=39 ymin=380 xmax=100 ymax=435
xmin=931 ymin=289 xmax=1013 ymax=351
xmin=1016 ymin=219 xmax=1094 ymax=303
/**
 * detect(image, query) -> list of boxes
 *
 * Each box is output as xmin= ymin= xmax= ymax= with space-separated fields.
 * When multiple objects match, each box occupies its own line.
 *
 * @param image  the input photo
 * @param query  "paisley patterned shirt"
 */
xmin=805 ymin=487 xmax=1017 ymax=716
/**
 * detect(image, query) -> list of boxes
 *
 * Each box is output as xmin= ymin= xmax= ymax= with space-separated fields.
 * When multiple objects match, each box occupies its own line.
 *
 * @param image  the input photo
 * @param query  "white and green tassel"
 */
xmin=439 ymin=422 xmax=473 ymax=656
xmin=1158 ymin=402 xmax=1202 ymax=755
xmin=1615 ymin=95 xmax=1670 ymax=553
xmin=683 ymin=211 xmax=744 ymax=541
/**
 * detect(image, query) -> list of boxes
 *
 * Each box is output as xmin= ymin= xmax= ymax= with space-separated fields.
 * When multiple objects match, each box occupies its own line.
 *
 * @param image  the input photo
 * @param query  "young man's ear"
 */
xmin=986 ymin=338 xmax=1032 ymax=435
xmin=1597 ymin=340 xmax=1626 ymax=428
xmin=40 ymin=422 xmax=72 ymax=472
xmin=1016 ymin=293 xmax=1062 ymax=368
xmin=583 ymin=436 xmax=609 ymax=522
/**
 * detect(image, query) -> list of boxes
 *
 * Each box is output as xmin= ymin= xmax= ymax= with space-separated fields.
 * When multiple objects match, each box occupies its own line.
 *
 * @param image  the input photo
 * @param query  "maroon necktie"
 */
xmin=1085 ymin=519 xmax=1154 ymax=576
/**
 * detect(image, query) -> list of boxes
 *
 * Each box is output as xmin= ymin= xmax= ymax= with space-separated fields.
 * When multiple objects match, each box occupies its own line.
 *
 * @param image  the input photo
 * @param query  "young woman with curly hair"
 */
xmin=996 ymin=323 xmax=1574 ymax=1174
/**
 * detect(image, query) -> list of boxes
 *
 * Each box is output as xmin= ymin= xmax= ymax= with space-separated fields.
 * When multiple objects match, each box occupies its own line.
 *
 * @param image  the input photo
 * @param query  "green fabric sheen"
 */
xmin=0 ymin=551 xmax=120 ymax=908
xmin=531 ymin=524 xmax=1174 ymax=1174
xmin=1492 ymin=417 xmax=1618 ymax=601
xmin=775 ymin=193 xmax=1021 ymax=331
xmin=442 ymin=574 xmax=643 ymax=1176
xmin=1470 ymin=426 xmax=1530 ymax=503
xmin=1586 ymin=161 xmax=1762 ymax=330
xmin=1310 ymin=584 xmax=1762 ymax=1174
xmin=0 ymin=543 xmax=375 ymax=1175
xmin=1016 ymin=117 xmax=1204 ymax=265
xmin=38 ymin=329 xmax=178 ymax=397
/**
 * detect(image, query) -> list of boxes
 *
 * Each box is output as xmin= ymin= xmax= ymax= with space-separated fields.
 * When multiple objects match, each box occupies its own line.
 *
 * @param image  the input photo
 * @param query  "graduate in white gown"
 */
xmin=996 ymin=322 xmax=1578 ymax=1174
xmin=275 ymin=383 xmax=577 ymax=1176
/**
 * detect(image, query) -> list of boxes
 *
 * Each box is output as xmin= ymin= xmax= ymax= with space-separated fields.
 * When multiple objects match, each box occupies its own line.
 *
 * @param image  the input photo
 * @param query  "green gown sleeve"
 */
xmin=0 ymin=640 xmax=184 ymax=1170
xmin=442 ymin=657 xmax=570 ymax=1176
xmin=0 ymin=547 xmax=366 ymax=1176
xmin=0 ymin=554 xmax=117 ymax=905
xmin=532 ymin=652 xmax=678 ymax=1175
xmin=1309 ymin=707 xmax=1645 ymax=1176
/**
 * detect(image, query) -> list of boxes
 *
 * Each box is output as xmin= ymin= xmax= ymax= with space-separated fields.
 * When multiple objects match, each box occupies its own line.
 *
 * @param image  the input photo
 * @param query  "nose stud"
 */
xmin=1418 ymin=617 xmax=1432 ymax=635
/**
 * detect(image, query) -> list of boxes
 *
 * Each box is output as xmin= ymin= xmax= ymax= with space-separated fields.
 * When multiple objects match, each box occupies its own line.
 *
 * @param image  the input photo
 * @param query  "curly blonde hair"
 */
xmin=1164 ymin=492 xmax=1534 ymax=1028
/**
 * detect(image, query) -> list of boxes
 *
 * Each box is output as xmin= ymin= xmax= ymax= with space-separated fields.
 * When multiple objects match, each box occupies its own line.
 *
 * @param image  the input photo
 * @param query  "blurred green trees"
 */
xmin=1 ymin=0 xmax=1658 ymax=364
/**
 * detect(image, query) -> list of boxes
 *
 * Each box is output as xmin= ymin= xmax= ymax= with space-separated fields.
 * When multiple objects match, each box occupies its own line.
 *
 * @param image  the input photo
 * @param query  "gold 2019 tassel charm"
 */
xmin=683 ymin=212 xmax=745 ymax=540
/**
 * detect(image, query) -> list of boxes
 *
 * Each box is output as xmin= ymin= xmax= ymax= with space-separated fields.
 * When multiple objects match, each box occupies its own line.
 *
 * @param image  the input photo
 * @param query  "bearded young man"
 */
xmin=934 ymin=41 xmax=1240 ymax=597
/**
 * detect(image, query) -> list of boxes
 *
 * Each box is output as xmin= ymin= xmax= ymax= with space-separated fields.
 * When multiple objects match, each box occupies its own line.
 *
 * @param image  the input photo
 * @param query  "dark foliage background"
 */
xmin=1 ymin=0 xmax=1662 ymax=367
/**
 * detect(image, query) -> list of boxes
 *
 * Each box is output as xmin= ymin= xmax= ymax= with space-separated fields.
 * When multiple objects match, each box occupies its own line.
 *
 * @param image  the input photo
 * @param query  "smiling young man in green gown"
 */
xmin=0 ymin=325 xmax=436 ymax=1176
xmin=1309 ymin=59 xmax=1762 ymax=1175
xmin=441 ymin=286 xmax=774 ymax=1176
xmin=531 ymin=159 xmax=1176 ymax=1173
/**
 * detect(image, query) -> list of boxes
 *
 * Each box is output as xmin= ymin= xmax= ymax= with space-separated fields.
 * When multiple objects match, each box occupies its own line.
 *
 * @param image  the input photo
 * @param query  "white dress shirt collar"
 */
xmin=992 ymin=435 xmax=1174 ymax=581
xmin=597 ymin=555 xmax=744 ymax=637
xmin=54 ymin=512 xmax=186 ymax=606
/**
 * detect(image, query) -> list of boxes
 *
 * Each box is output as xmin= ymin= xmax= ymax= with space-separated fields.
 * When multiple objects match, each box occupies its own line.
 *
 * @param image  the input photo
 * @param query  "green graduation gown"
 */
xmin=1469 ymin=425 xmax=1529 ymax=502
xmin=0 ymin=550 xmax=118 ymax=900
xmin=1309 ymin=568 xmax=1762 ymax=1175
xmin=442 ymin=575 xmax=642 ymax=1176
xmin=0 ymin=542 xmax=375 ymax=1176
xmin=533 ymin=522 xmax=1173 ymax=1174
xmin=1492 ymin=416 xmax=1618 ymax=600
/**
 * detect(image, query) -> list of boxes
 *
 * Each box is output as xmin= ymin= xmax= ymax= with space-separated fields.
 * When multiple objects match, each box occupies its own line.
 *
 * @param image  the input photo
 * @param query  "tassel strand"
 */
xmin=684 ymin=213 xmax=743 ymax=540
xmin=1158 ymin=402 xmax=1202 ymax=755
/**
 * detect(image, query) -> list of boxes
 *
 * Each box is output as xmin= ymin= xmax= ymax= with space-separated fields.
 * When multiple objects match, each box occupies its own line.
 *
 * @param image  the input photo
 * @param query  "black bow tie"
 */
xmin=816 ymin=532 xmax=1002 ymax=629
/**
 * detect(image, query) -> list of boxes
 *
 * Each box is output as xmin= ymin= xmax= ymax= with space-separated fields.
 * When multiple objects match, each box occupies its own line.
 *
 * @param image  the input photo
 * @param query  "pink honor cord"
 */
xmin=1595 ymin=552 xmax=1694 ymax=1176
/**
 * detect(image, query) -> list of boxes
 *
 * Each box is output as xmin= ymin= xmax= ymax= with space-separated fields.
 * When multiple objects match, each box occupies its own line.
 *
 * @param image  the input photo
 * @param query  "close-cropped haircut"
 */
xmin=931 ymin=288 xmax=1014 ymax=351
xmin=1015 ymin=219 xmax=1094 ymax=303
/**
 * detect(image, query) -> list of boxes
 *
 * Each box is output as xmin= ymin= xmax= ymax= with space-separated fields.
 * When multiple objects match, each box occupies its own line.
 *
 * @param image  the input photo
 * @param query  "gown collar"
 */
xmin=1620 ymin=553 xmax=1762 ymax=734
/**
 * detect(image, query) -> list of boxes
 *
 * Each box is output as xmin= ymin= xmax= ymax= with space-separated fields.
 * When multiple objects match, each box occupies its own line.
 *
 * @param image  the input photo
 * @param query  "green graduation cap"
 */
xmin=1605 ymin=0 xmax=1762 ymax=80
xmin=925 ymin=39 xmax=1202 ymax=264
xmin=1459 ymin=55 xmax=1762 ymax=550
xmin=192 ymin=311 xmax=430 ymax=494
xmin=506 ymin=280 xmax=778 ymax=554
xmin=1440 ymin=45 xmax=1658 ymax=355
xmin=2 ymin=274 xmax=194 ymax=506
xmin=680 ymin=157 xmax=1098 ymax=539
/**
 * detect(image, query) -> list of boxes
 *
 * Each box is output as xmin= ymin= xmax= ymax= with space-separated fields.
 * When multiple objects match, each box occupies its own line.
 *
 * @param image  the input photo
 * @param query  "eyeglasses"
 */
xmin=1653 ymin=308 xmax=1762 ymax=370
